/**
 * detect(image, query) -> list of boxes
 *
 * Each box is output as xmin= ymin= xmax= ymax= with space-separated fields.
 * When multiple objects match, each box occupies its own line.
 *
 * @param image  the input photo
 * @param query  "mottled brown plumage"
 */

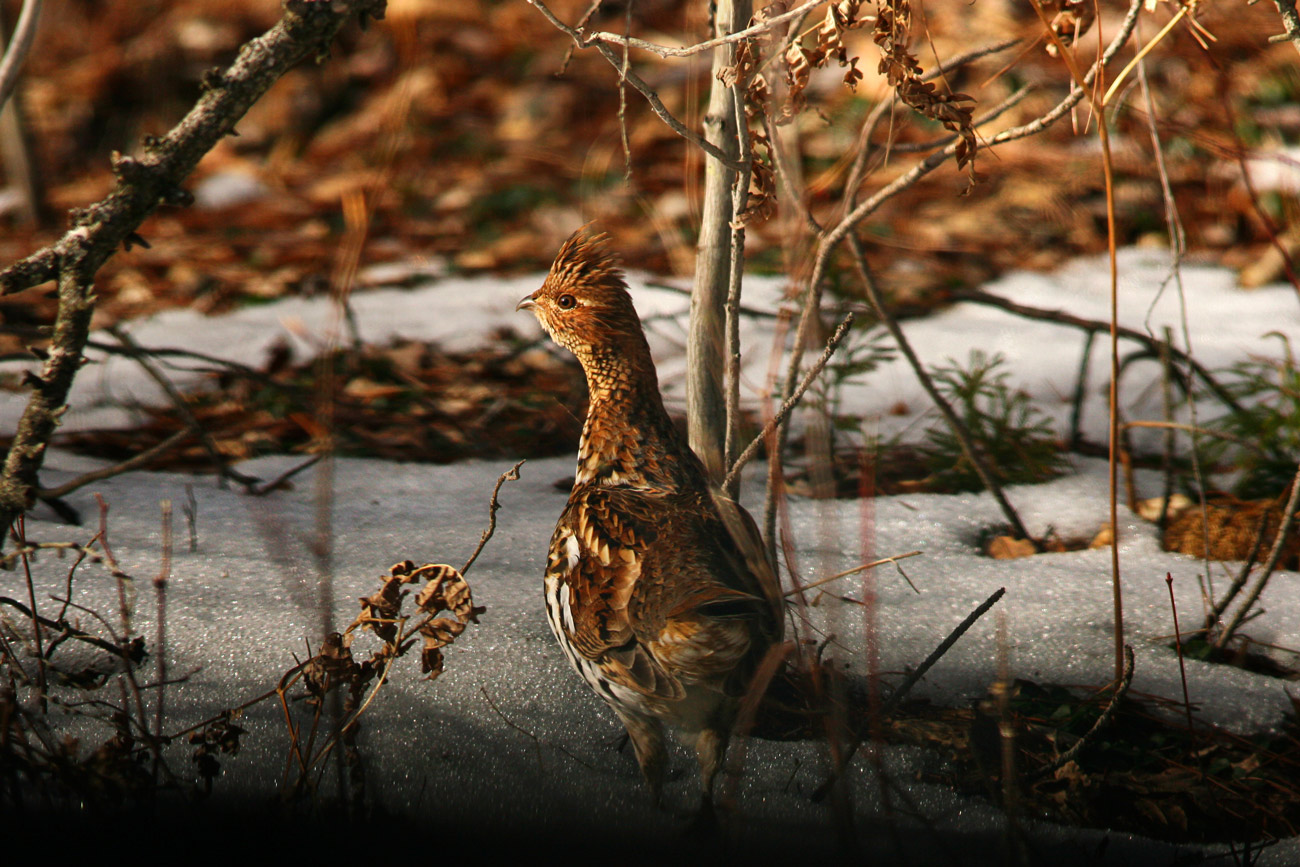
xmin=518 ymin=230 xmax=784 ymax=812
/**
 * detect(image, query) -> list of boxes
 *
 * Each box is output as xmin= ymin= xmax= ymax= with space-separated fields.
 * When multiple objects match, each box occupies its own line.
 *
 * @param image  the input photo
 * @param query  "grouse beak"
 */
xmin=516 ymin=294 xmax=537 ymax=312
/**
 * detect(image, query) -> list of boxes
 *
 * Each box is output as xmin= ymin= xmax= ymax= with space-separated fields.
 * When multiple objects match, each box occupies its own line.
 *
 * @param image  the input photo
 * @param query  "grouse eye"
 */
xmin=557 ymin=293 xmax=577 ymax=310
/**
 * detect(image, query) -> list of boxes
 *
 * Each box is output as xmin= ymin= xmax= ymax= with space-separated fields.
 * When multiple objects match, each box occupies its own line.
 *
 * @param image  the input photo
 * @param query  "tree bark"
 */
xmin=0 ymin=0 xmax=387 ymax=542
xmin=687 ymin=0 xmax=750 ymax=484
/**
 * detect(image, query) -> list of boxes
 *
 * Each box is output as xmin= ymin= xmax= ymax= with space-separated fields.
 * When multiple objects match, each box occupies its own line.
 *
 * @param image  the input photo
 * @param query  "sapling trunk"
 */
xmin=687 ymin=0 xmax=750 ymax=484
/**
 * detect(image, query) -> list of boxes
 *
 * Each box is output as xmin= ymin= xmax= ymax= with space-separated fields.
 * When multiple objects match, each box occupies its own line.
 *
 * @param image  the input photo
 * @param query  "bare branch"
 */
xmin=847 ymin=237 xmax=1037 ymax=545
xmin=1269 ymin=0 xmax=1300 ymax=59
xmin=581 ymin=0 xmax=826 ymax=58
xmin=0 ymin=0 xmax=383 ymax=542
xmin=765 ymin=0 xmax=1142 ymax=547
xmin=723 ymin=313 xmax=853 ymax=496
xmin=0 ymin=0 xmax=42 ymax=112
xmin=950 ymin=287 xmax=1242 ymax=413
xmin=524 ymin=0 xmax=745 ymax=171
xmin=36 ymin=429 xmax=192 ymax=500
xmin=927 ymin=38 xmax=1022 ymax=77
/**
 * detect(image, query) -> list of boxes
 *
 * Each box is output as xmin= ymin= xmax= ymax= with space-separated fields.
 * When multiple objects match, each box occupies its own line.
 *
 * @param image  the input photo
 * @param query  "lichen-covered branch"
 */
xmin=1270 ymin=0 xmax=1300 ymax=59
xmin=0 ymin=0 xmax=388 ymax=542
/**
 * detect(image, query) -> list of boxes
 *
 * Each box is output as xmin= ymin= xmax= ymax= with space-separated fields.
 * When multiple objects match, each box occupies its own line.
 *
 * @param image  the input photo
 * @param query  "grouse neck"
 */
xmin=574 ymin=346 xmax=686 ymax=489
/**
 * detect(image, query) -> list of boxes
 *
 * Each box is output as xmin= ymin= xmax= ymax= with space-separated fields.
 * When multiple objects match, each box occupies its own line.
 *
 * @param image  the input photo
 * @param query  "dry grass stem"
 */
xmin=784 ymin=550 xmax=922 ymax=598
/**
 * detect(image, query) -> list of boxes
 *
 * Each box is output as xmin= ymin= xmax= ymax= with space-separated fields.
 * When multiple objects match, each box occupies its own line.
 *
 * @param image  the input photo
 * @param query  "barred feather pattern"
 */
xmin=519 ymin=230 xmax=784 ymax=807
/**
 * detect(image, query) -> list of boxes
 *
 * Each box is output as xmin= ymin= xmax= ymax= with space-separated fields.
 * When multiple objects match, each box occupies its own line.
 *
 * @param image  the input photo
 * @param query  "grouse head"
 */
xmin=517 ymin=230 xmax=645 ymax=361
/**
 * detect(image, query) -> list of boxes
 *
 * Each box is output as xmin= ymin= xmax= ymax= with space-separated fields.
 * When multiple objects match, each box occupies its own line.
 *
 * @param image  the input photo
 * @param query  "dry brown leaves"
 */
xmin=303 ymin=560 xmax=484 ymax=712
xmin=1162 ymin=494 xmax=1300 ymax=569
xmin=354 ymin=560 xmax=485 ymax=681
xmin=46 ymin=337 xmax=586 ymax=471
xmin=872 ymin=0 xmax=977 ymax=180
xmin=892 ymin=682 xmax=1300 ymax=845
xmin=0 ymin=0 xmax=1286 ymax=333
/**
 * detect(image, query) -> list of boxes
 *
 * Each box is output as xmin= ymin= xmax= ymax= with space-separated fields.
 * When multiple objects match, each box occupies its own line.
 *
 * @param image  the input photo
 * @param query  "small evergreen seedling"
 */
xmin=919 ymin=350 xmax=1066 ymax=493
xmin=1204 ymin=333 xmax=1300 ymax=499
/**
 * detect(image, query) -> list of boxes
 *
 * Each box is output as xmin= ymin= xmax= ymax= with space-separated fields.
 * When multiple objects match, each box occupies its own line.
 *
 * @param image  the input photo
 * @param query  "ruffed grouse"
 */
xmin=518 ymin=231 xmax=784 ymax=814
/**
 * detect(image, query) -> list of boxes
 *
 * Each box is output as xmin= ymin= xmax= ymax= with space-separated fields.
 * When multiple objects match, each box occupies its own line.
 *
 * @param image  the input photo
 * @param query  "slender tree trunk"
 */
xmin=0 ymin=7 xmax=46 ymax=225
xmin=687 ymin=0 xmax=750 ymax=483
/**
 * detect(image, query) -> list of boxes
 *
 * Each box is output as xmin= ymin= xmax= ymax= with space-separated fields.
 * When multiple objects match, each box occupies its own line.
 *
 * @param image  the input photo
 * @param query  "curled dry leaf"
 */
xmin=387 ymin=560 xmax=485 ymax=680
xmin=356 ymin=565 xmax=421 ymax=643
xmin=873 ymin=0 xmax=978 ymax=178
xmin=189 ymin=715 xmax=247 ymax=791
xmin=1038 ymin=0 xmax=1097 ymax=57
xmin=302 ymin=630 xmax=359 ymax=701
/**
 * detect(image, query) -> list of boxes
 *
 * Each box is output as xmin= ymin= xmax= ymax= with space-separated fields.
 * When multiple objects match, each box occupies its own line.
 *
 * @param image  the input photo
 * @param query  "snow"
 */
xmin=3 ymin=250 xmax=1298 ymax=862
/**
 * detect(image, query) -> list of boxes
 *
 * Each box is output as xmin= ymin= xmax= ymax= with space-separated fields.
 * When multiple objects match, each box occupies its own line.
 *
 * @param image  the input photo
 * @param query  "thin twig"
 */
xmin=579 ymin=0 xmax=824 ymax=58
xmin=885 ymin=587 xmax=1007 ymax=717
xmin=950 ymin=288 xmax=1242 ymax=413
xmin=36 ymin=429 xmax=192 ymax=500
xmin=1027 ymin=0 xmax=1126 ymax=683
xmin=927 ymin=38 xmax=1022 ymax=76
xmin=1030 ymin=644 xmax=1135 ymax=780
xmin=0 ymin=595 xmax=123 ymax=657
xmin=617 ymin=0 xmax=631 ymax=178
xmin=152 ymin=499 xmax=172 ymax=783
xmin=16 ymin=516 xmax=46 ymax=709
xmin=107 ymin=324 xmax=260 ymax=490
xmin=0 ymin=0 xmax=42 ymax=112
xmin=1215 ymin=462 xmax=1300 ymax=648
xmin=1157 ymin=327 xmax=1177 ymax=537
xmin=723 ymin=313 xmax=853 ymax=494
xmin=1138 ymin=32 xmax=1210 ymax=606
xmin=480 ymin=685 xmax=545 ymax=772
xmin=1205 ymin=510 xmax=1273 ymax=635
xmin=1119 ymin=420 xmax=1264 ymax=454
xmin=1068 ymin=331 xmax=1096 ymax=449
xmin=1165 ymin=573 xmax=1197 ymax=754
xmin=848 ymin=236 xmax=1037 ymax=545
xmin=525 ymin=0 xmax=745 ymax=171
xmin=812 ymin=586 xmax=1007 ymax=801
xmin=722 ymin=59 xmax=753 ymax=482
xmin=251 ymin=454 xmax=324 ymax=497
xmin=462 ymin=460 xmax=525 ymax=575
xmin=783 ymin=550 xmax=921 ymax=597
